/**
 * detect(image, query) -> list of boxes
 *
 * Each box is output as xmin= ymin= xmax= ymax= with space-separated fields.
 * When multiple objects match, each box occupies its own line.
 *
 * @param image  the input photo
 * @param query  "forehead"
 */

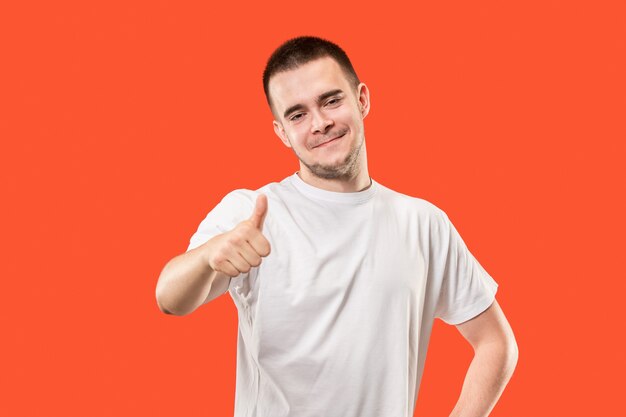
xmin=269 ymin=57 xmax=353 ymax=114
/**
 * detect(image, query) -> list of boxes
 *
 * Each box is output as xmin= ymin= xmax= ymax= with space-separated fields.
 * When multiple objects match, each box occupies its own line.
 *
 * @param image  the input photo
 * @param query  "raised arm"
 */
xmin=155 ymin=194 xmax=271 ymax=316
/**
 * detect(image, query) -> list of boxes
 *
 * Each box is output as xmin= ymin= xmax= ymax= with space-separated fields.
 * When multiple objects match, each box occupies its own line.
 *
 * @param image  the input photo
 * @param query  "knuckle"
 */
xmin=226 ymin=233 xmax=240 ymax=247
xmin=237 ymin=222 xmax=253 ymax=234
xmin=213 ymin=253 xmax=225 ymax=264
xmin=213 ymin=263 xmax=225 ymax=274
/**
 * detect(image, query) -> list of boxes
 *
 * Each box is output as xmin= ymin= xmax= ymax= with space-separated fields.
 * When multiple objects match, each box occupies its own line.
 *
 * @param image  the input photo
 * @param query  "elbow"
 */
xmin=155 ymin=271 xmax=184 ymax=316
xmin=506 ymin=326 xmax=520 ymax=364
xmin=499 ymin=335 xmax=519 ymax=377
xmin=156 ymin=298 xmax=175 ymax=315
xmin=155 ymin=287 xmax=188 ymax=316
xmin=503 ymin=341 xmax=519 ymax=385
xmin=156 ymin=297 xmax=190 ymax=316
xmin=509 ymin=338 xmax=519 ymax=371
xmin=155 ymin=291 xmax=173 ymax=315
xmin=477 ymin=334 xmax=519 ymax=376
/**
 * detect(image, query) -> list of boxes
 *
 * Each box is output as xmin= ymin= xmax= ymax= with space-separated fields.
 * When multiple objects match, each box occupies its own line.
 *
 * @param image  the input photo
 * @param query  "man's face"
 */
xmin=269 ymin=56 xmax=370 ymax=180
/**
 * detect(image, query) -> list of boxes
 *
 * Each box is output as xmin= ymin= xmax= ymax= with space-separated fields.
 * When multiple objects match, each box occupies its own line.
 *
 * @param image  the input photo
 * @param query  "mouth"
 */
xmin=314 ymin=131 xmax=347 ymax=148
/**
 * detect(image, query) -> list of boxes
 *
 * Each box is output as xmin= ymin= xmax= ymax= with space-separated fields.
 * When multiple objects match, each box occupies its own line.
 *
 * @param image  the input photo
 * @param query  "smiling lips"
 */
xmin=314 ymin=131 xmax=347 ymax=148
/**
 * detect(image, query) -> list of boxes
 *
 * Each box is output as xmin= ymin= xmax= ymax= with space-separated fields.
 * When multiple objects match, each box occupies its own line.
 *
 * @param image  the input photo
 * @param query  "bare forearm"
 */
xmin=155 ymin=245 xmax=217 ymax=316
xmin=449 ymin=341 xmax=518 ymax=417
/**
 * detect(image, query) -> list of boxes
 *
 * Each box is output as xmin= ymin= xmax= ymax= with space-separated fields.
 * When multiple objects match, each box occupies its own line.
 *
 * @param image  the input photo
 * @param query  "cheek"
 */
xmin=293 ymin=123 xmax=309 ymax=135
xmin=284 ymin=127 xmax=308 ymax=147
xmin=337 ymin=107 xmax=361 ymax=125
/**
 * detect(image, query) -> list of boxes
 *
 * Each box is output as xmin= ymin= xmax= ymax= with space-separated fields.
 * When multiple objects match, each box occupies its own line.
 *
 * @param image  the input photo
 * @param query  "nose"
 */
xmin=310 ymin=109 xmax=334 ymax=134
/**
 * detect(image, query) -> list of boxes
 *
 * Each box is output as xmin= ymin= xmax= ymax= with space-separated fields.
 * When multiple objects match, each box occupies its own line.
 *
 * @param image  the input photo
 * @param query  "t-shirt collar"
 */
xmin=289 ymin=171 xmax=378 ymax=205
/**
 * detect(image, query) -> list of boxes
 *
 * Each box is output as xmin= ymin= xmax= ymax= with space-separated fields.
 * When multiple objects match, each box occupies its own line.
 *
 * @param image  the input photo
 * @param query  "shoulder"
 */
xmin=220 ymin=178 xmax=283 ymax=205
xmin=375 ymin=182 xmax=449 ymax=221
xmin=221 ymin=188 xmax=256 ymax=207
xmin=215 ymin=178 xmax=291 ymax=216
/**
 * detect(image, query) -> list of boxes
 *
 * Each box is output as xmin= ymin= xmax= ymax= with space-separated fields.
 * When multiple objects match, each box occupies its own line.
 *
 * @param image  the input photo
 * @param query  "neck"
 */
xmin=297 ymin=164 xmax=371 ymax=193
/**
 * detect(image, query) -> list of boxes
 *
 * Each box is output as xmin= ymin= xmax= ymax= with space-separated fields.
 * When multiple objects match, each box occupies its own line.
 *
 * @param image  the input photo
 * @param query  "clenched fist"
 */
xmin=203 ymin=193 xmax=272 ymax=277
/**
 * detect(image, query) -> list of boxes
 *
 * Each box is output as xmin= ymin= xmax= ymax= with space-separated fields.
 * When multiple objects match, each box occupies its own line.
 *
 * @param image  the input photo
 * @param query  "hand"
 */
xmin=204 ymin=194 xmax=272 ymax=277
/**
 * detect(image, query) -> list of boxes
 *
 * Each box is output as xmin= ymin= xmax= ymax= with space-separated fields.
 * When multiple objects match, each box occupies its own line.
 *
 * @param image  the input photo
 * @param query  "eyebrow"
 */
xmin=282 ymin=89 xmax=344 ymax=119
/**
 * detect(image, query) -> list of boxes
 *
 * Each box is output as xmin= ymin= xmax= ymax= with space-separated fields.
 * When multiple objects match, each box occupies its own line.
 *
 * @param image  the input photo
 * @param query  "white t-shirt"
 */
xmin=187 ymin=172 xmax=498 ymax=417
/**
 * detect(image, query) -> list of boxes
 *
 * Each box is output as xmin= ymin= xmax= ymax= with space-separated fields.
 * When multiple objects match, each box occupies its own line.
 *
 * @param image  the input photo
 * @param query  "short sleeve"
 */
xmin=186 ymin=189 xmax=255 ymax=252
xmin=433 ymin=210 xmax=499 ymax=325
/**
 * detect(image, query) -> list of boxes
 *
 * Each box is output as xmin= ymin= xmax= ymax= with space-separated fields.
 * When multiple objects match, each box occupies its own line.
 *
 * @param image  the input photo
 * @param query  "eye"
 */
xmin=290 ymin=113 xmax=304 ymax=121
xmin=326 ymin=98 xmax=341 ymax=106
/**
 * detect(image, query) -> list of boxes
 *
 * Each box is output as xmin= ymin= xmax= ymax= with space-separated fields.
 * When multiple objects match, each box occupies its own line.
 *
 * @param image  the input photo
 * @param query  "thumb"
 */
xmin=249 ymin=193 xmax=268 ymax=230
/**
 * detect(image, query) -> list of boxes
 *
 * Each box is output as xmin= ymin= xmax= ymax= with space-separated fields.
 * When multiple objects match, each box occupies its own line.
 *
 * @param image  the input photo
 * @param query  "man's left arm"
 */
xmin=448 ymin=299 xmax=519 ymax=417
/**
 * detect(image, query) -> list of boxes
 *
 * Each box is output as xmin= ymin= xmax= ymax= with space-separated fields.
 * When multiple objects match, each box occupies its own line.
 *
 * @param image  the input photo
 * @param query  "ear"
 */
xmin=357 ymin=83 xmax=371 ymax=119
xmin=273 ymin=120 xmax=292 ymax=148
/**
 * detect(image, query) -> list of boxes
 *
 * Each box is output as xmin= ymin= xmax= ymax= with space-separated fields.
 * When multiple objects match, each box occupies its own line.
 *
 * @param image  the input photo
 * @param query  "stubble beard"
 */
xmin=297 ymin=133 xmax=364 ymax=181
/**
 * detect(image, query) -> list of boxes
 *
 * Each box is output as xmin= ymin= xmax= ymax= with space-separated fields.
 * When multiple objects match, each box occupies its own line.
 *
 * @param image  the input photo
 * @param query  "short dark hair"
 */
xmin=262 ymin=36 xmax=361 ymax=113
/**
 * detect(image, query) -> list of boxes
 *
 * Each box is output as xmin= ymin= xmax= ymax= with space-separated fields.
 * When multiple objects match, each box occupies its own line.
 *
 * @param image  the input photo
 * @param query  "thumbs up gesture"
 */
xmin=248 ymin=193 xmax=269 ymax=232
xmin=204 ymin=194 xmax=272 ymax=277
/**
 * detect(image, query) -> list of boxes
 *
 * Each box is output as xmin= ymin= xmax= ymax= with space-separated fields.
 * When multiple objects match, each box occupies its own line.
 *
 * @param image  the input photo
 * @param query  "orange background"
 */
xmin=1 ymin=1 xmax=624 ymax=415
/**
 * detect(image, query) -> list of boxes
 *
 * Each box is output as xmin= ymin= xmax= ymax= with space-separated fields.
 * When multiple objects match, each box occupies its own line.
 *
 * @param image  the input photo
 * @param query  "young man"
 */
xmin=156 ymin=36 xmax=518 ymax=417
